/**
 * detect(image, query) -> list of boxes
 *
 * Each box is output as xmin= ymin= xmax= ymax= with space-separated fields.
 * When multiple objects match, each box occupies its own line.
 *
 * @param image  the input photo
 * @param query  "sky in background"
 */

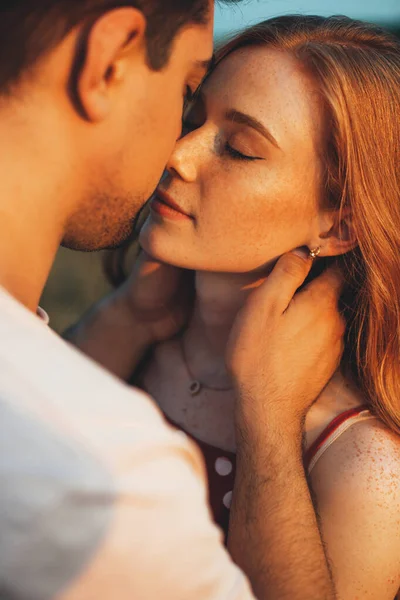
xmin=215 ymin=0 xmax=400 ymax=37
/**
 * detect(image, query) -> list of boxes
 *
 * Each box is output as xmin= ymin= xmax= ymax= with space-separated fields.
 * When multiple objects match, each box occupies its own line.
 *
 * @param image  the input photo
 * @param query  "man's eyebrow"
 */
xmin=225 ymin=109 xmax=280 ymax=149
xmin=194 ymin=55 xmax=216 ymax=73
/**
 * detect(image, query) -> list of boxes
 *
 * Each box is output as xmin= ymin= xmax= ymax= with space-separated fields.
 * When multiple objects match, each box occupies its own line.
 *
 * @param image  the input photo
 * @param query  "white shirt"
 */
xmin=0 ymin=287 xmax=254 ymax=600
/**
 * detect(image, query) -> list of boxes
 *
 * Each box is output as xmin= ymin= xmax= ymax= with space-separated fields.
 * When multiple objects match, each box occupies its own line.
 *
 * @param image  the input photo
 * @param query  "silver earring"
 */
xmin=309 ymin=246 xmax=321 ymax=260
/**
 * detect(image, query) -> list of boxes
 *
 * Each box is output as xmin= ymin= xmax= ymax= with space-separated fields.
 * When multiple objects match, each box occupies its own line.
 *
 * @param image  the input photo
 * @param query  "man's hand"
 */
xmin=227 ymin=250 xmax=345 ymax=435
xmin=227 ymin=250 xmax=342 ymax=600
xmin=65 ymin=251 xmax=194 ymax=380
xmin=119 ymin=251 xmax=195 ymax=345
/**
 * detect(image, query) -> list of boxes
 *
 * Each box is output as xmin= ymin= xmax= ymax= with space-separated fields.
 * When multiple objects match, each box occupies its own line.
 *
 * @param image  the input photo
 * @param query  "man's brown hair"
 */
xmin=0 ymin=0 xmax=239 ymax=93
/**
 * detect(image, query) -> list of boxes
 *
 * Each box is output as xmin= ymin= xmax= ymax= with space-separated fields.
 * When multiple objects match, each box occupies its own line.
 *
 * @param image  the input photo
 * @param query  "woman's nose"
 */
xmin=166 ymin=131 xmax=204 ymax=183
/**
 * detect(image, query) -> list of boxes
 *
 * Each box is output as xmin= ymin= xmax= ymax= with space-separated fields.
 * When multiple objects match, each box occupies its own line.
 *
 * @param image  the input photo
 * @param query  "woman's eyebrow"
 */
xmin=225 ymin=109 xmax=280 ymax=149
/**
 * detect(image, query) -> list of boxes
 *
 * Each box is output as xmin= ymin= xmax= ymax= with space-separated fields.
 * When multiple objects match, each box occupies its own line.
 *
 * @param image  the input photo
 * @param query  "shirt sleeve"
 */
xmin=58 ymin=430 xmax=255 ymax=600
xmin=0 ymin=298 xmax=255 ymax=600
xmin=0 ymin=396 xmax=254 ymax=600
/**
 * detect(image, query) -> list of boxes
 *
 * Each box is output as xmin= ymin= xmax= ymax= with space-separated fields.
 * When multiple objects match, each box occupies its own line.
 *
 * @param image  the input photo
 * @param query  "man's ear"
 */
xmin=75 ymin=7 xmax=146 ymax=122
xmin=314 ymin=207 xmax=358 ymax=257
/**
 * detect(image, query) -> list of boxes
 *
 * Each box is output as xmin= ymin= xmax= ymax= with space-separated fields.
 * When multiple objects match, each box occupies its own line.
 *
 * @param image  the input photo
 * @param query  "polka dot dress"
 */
xmin=132 ymin=351 xmax=236 ymax=541
xmin=166 ymin=416 xmax=236 ymax=542
xmin=165 ymin=406 xmax=373 ymax=544
xmin=200 ymin=441 xmax=235 ymax=539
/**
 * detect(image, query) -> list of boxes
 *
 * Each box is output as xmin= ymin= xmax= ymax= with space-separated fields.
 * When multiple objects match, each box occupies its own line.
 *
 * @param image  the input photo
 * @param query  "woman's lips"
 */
xmin=150 ymin=191 xmax=192 ymax=221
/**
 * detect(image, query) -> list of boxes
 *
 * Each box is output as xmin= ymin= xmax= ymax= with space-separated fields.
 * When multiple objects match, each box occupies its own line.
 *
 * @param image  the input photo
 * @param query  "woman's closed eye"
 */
xmin=224 ymin=131 xmax=265 ymax=162
xmin=225 ymin=142 xmax=262 ymax=161
xmin=180 ymin=116 xmax=265 ymax=161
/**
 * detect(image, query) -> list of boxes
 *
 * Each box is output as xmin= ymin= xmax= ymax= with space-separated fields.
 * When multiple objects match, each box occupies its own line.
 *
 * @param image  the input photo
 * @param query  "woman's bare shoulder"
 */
xmin=318 ymin=414 xmax=399 ymax=465
xmin=311 ymin=415 xmax=400 ymax=494
xmin=310 ymin=417 xmax=400 ymax=598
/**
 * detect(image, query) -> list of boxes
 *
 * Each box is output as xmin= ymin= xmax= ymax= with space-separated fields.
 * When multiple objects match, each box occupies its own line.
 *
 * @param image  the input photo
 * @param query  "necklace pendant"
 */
xmin=189 ymin=380 xmax=202 ymax=396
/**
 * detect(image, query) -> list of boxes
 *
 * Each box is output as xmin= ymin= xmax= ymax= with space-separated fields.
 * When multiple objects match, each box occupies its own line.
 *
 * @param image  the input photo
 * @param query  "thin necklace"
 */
xmin=179 ymin=335 xmax=233 ymax=396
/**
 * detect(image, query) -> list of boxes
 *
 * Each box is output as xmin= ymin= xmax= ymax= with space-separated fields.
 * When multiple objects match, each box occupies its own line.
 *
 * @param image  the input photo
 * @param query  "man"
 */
xmin=0 ymin=1 xmax=342 ymax=598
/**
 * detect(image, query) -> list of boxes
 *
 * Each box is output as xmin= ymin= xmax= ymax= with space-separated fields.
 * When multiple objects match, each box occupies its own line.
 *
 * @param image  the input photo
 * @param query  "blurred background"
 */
xmin=214 ymin=0 xmax=400 ymax=40
xmin=41 ymin=0 xmax=400 ymax=333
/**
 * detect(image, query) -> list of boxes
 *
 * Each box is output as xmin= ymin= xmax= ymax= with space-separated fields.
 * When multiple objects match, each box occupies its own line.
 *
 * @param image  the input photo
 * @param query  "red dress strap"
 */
xmin=304 ymin=406 xmax=368 ymax=470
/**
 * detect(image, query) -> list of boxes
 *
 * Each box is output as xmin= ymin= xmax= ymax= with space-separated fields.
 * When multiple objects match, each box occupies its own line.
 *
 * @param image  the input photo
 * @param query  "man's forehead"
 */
xmin=185 ymin=34 xmax=213 ymax=70
xmin=175 ymin=0 xmax=214 ymax=67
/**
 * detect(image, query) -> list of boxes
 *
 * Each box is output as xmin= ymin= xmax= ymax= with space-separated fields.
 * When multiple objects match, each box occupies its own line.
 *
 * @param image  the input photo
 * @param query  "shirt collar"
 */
xmin=36 ymin=306 xmax=50 ymax=326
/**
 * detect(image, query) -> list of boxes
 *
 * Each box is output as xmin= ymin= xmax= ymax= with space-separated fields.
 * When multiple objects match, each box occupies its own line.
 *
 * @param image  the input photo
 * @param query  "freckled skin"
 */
xmin=139 ymin=45 xmax=400 ymax=599
xmin=140 ymin=48 xmax=327 ymax=272
xmin=311 ymin=420 xmax=400 ymax=599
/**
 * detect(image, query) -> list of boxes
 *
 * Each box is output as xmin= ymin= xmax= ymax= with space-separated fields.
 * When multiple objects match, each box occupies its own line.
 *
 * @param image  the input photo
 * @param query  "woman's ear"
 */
xmin=75 ymin=7 xmax=146 ymax=122
xmin=312 ymin=207 xmax=358 ymax=257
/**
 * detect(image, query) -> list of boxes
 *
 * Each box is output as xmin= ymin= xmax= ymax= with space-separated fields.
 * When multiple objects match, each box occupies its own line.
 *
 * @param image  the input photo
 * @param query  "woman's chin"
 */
xmin=139 ymin=220 xmax=193 ymax=269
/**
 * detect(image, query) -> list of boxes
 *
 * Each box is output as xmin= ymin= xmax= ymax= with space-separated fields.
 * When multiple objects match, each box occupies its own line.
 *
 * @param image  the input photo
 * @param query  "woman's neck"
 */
xmin=181 ymin=271 xmax=362 ymax=411
xmin=158 ymin=270 xmax=363 ymax=453
xmin=182 ymin=270 xmax=268 ymax=387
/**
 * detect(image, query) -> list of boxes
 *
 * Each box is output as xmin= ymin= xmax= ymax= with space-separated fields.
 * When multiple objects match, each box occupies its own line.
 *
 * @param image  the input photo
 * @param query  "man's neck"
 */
xmin=0 ymin=213 xmax=62 ymax=313
xmin=0 ymin=108 xmax=72 ymax=312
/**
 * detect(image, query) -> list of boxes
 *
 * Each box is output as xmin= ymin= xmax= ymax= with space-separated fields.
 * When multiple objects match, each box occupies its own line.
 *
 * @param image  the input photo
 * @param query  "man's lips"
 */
xmin=151 ymin=189 xmax=193 ymax=220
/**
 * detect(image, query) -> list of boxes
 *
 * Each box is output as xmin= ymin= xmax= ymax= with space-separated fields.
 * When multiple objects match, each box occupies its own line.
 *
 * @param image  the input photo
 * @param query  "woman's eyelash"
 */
xmin=180 ymin=122 xmax=261 ymax=163
xmin=225 ymin=143 xmax=258 ymax=161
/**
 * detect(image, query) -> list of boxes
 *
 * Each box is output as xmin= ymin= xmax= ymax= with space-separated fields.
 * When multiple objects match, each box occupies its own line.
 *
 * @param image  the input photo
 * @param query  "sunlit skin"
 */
xmin=0 ymin=4 xmax=214 ymax=310
xmin=63 ymin=10 xmax=214 ymax=251
xmin=140 ymin=46 xmax=345 ymax=273
xmin=137 ymin=45 xmax=361 ymax=457
xmin=138 ymin=44 xmax=400 ymax=599
xmin=139 ymin=46 xmax=358 ymax=449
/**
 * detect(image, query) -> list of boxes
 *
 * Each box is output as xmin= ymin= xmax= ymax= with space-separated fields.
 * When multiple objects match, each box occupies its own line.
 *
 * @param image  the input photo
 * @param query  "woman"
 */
xmin=109 ymin=15 xmax=400 ymax=599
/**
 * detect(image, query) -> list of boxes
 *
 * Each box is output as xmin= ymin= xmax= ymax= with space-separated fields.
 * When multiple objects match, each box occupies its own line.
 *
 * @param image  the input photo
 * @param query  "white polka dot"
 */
xmin=223 ymin=491 xmax=233 ymax=509
xmin=215 ymin=457 xmax=233 ymax=477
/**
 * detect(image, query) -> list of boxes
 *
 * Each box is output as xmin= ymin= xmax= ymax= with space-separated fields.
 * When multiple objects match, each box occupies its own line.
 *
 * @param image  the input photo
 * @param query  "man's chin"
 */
xmin=61 ymin=224 xmax=135 ymax=253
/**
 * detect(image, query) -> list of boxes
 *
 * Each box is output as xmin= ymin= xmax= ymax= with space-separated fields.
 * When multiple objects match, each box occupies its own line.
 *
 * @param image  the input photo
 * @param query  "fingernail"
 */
xmin=291 ymin=247 xmax=310 ymax=260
